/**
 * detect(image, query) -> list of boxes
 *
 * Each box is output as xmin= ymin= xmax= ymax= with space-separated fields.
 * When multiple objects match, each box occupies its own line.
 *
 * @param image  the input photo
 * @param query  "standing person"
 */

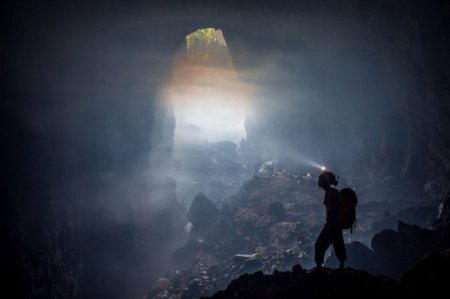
xmin=314 ymin=171 xmax=347 ymax=269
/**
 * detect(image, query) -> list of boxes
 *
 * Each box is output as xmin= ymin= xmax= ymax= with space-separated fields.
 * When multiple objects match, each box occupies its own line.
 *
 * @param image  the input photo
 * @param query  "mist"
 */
xmin=3 ymin=1 xmax=450 ymax=298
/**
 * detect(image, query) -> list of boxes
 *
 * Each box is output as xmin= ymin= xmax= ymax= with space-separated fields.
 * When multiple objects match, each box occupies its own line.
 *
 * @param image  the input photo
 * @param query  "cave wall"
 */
xmin=370 ymin=0 xmax=450 ymax=194
xmin=3 ymin=1 xmax=450 ymax=299
xmin=232 ymin=0 xmax=450 ymax=195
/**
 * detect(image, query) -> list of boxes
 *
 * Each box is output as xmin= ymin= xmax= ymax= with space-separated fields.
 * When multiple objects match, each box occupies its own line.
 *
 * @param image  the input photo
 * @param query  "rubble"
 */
xmin=148 ymin=169 xmax=444 ymax=298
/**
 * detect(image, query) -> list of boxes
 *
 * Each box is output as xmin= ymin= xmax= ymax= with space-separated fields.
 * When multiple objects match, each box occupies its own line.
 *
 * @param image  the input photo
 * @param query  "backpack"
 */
xmin=338 ymin=188 xmax=358 ymax=232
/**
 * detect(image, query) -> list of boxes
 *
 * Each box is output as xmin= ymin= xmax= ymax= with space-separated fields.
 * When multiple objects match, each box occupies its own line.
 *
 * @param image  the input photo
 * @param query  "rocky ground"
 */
xmin=147 ymin=169 xmax=443 ymax=299
xmin=203 ymin=248 xmax=450 ymax=299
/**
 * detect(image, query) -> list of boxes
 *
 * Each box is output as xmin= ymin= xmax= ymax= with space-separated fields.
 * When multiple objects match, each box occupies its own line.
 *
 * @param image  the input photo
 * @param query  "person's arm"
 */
xmin=324 ymin=191 xmax=330 ymax=214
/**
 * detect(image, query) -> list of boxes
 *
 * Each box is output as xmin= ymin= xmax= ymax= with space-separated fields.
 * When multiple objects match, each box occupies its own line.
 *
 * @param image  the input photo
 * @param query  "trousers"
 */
xmin=314 ymin=222 xmax=347 ymax=264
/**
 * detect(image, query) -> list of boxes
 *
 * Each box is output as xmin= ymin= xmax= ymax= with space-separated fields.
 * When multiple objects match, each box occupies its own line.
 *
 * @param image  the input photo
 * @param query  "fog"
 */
xmin=3 ymin=1 xmax=450 ymax=298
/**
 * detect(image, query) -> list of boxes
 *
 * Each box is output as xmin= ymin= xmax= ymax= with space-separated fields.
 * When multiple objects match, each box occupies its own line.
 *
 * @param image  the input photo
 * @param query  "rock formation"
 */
xmin=188 ymin=193 xmax=221 ymax=237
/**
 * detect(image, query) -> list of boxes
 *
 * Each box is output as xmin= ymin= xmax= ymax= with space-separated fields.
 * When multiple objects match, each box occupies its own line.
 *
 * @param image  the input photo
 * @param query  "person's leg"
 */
xmin=314 ymin=224 xmax=332 ymax=268
xmin=332 ymin=229 xmax=347 ymax=269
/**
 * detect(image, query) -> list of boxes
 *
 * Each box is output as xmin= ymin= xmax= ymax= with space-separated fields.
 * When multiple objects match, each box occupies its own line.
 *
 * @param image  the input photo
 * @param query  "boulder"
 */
xmin=188 ymin=193 xmax=221 ymax=236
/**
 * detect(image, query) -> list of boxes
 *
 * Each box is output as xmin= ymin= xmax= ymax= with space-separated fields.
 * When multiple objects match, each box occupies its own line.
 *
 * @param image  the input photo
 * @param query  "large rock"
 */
xmin=400 ymin=248 xmax=450 ymax=296
xmin=188 ymin=193 xmax=221 ymax=236
xmin=326 ymin=241 xmax=383 ymax=274
xmin=371 ymin=221 xmax=438 ymax=278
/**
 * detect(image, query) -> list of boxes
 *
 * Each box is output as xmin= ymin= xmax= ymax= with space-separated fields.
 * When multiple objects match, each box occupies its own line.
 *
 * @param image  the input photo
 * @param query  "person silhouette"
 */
xmin=314 ymin=171 xmax=347 ymax=269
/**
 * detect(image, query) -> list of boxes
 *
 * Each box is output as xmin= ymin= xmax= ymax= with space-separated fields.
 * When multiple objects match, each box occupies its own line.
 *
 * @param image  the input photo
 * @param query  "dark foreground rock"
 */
xmin=203 ymin=248 xmax=450 ymax=299
xmin=202 ymin=266 xmax=396 ymax=299
xmin=399 ymin=248 xmax=450 ymax=296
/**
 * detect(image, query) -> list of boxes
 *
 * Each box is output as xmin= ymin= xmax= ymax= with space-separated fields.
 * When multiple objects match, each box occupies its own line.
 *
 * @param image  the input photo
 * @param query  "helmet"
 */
xmin=318 ymin=171 xmax=338 ymax=187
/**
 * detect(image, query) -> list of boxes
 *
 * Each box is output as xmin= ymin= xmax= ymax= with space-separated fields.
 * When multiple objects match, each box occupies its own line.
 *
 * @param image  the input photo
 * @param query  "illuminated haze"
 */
xmin=4 ymin=1 xmax=450 ymax=299
xmin=163 ymin=28 xmax=249 ymax=144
